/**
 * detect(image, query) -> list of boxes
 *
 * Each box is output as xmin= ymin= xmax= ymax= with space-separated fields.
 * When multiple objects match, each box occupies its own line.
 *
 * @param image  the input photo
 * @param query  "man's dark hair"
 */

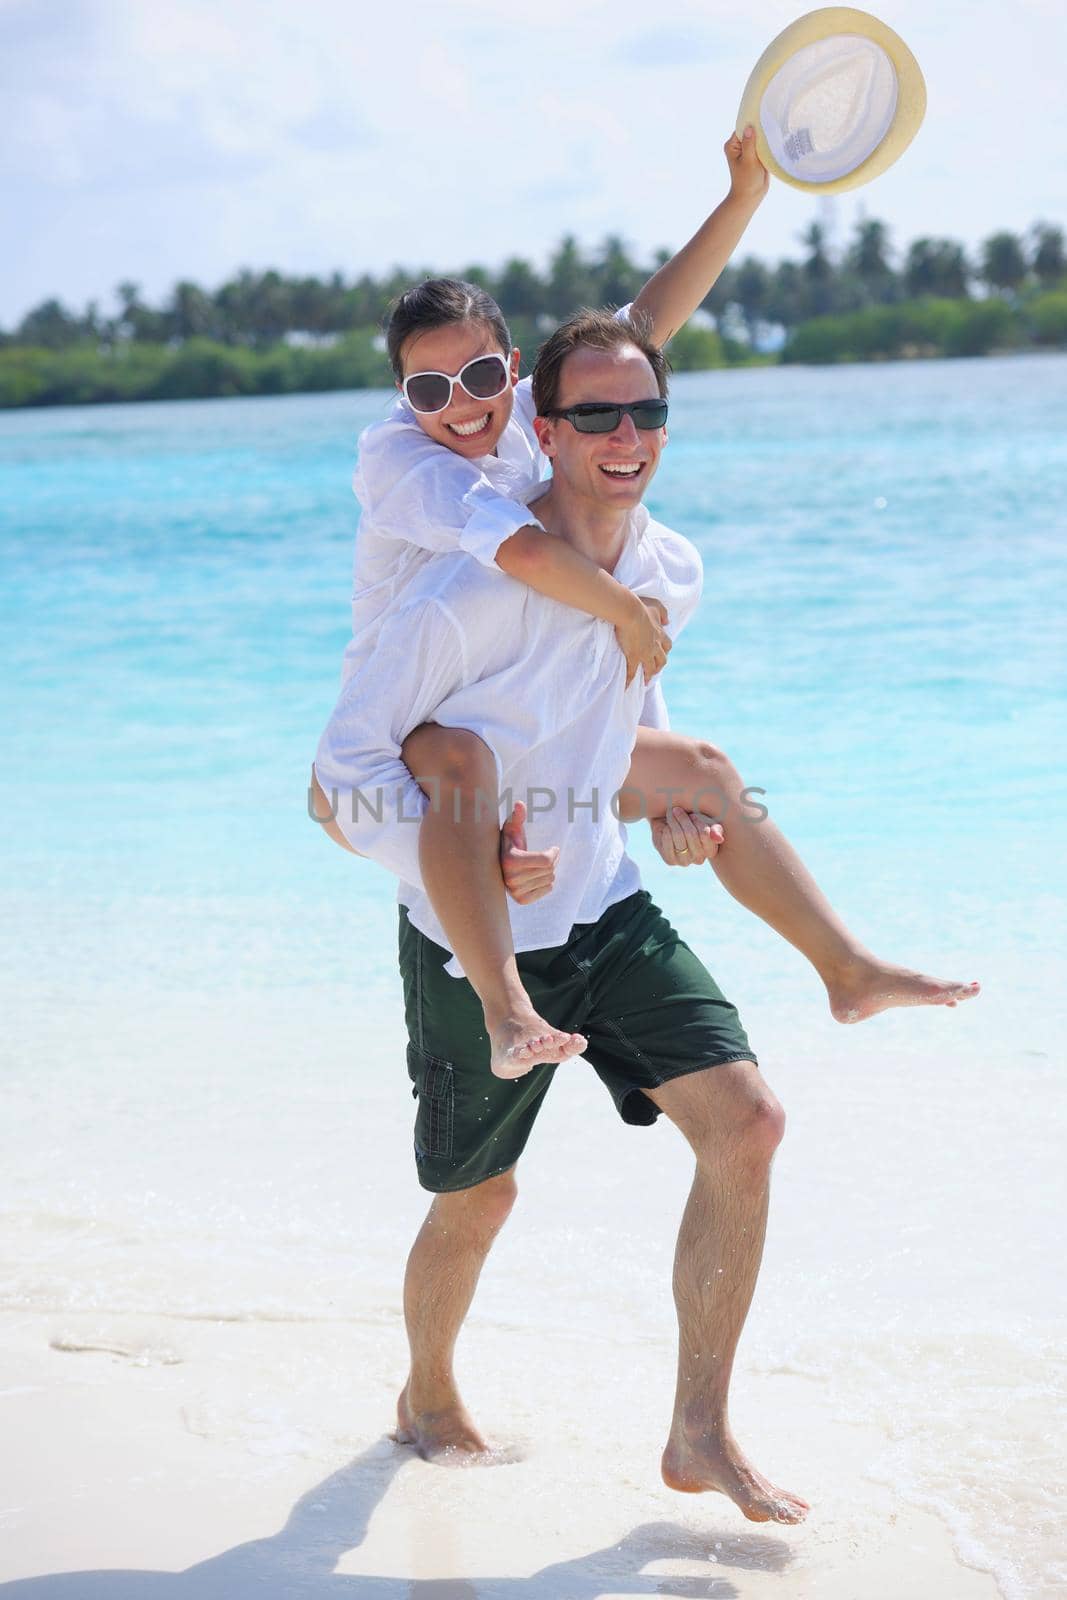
xmin=532 ymin=307 xmax=670 ymax=417
xmin=385 ymin=278 xmax=512 ymax=381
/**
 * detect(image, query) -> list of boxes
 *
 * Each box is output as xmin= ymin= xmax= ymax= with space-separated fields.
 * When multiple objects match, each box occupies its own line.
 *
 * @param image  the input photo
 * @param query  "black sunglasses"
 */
xmin=543 ymin=398 xmax=669 ymax=434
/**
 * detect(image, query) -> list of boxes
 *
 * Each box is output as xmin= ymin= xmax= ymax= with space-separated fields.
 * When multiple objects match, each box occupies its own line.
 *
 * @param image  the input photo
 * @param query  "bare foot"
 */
xmin=827 ymin=959 xmax=980 ymax=1025
xmin=393 ymin=1382 xmax=491 ymax=1462
xmin=489 ymin=1014 xmax=587 ymax=1080
xmin=662 ymin=1426 xmax=809 ymax=1525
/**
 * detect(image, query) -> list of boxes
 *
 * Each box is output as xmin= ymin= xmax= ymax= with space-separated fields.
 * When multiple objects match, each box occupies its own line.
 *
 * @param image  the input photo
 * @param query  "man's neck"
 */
xmin=532 ymin=482 xmax=631 ymax=573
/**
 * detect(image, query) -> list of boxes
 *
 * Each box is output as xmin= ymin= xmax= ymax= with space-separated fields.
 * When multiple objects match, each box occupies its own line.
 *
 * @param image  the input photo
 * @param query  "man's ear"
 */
xmin=509 ymin=347 xmax=521 ymax=385
xmin=532 ymin=414 xmax=556 ymax=457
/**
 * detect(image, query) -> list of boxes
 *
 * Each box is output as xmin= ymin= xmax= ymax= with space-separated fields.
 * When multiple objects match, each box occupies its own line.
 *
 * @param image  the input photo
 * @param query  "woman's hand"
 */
xmin=651 ymin=807 xmax=725 ymax=867
xmin=725 ymin=125 xmax=770 ymax=205
xmin=615 ymin=595 xmax=672 ymax=687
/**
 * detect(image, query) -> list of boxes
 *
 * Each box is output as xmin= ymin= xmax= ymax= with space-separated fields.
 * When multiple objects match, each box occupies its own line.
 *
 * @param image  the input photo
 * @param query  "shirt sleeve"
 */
xmin=632 ymin=529 xmax=705 ymax=639
xmin=313 ymin=599 xmax=466 ymax=886
xmin=355 ymin=413 xmax=542 ymax=569
xmin=639 ymin=678 xmax=671 ymax=731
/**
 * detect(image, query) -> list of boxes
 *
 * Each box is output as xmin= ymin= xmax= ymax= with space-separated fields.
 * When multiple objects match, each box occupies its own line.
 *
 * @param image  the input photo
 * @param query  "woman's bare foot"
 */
xmin=393 ymin=1382 xmax=490 ymax=1462
xmin=662 ymin=1425 xmax=809 ymax=1525
xmin=826 ymin=958 xmax=980 ymax=1025
xmin=488 ymin=1013 xmax=587 ymax=1079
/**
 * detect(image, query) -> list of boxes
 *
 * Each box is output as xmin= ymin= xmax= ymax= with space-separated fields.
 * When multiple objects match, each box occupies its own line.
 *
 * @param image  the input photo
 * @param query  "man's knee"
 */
xmin=655 ymin=1063 xmax=785 ymax=1173
xmin=435 ymin=1168 xmax=518 ymax=1234
xmin=697 ymin=1091 xmax=784 ymax=1179
xmin=736 ymin=1089 xmax=785 ymax=1164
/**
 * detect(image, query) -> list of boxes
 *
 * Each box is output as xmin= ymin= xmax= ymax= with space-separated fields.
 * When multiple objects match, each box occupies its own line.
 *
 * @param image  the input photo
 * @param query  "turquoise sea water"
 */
xmin=2 ymin=356 xmax=1065 ymax=1008
xmin=2 ymin=357 xmax=1066 ymax=1598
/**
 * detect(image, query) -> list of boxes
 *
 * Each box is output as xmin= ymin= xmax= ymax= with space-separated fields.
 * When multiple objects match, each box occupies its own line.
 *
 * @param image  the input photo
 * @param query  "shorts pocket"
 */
xmin=406 ymin=1045 xmax=455 ymax=1161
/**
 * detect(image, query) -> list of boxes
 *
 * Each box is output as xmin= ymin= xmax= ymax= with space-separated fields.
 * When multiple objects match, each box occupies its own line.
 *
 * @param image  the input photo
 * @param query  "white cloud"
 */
xmin=1 ymin=0 xmax=1065 ymax=323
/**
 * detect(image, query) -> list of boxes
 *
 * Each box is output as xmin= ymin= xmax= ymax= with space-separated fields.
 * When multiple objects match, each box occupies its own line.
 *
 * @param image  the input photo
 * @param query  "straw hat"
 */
xmin=736 ymin=7 xmax=927 ymax=194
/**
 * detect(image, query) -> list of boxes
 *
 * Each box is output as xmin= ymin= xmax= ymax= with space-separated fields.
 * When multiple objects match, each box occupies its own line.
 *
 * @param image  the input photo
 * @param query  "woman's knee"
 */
xmin=627 ymin=732 xmax=744 ymax=821
xmin=401 ymin=723 xmax=497 ymax=795
xmin=685 ymin=739 xmax=743 ymax=813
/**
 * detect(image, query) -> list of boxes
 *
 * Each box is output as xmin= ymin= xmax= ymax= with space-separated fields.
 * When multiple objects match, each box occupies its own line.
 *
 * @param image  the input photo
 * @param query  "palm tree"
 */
xmin=844 ymin=217 xmax=897 ymax=304
xmin=594 ymin=235 xmax=642 ymax=308
xmin=733 ymin=256 xmax=770 ymax=344
xmin=546 ymin=236 xmax=596 ymax=318
xmin=766 ymin=260 xmax=805 ymax=330
xmin=904 ymin=239 xmax=970 ymax=300
xmin=979 ymin=232 xmax=1028 ymax=297
xmin=168 ymin=281 xmax=215 ymax=341
xmin=800 ymin=221 xmax=836 ymax=316
xmin=1029 ymin=223 xmax=1066 ymax=289
xmin=494 ymin=257 xmax=543 ymax=318
xmin=16 ymin=298 xmax=82 ymax=348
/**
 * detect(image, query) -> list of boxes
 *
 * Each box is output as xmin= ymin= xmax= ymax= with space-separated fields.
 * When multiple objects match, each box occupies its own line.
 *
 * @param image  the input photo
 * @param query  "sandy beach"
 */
xmin=1 ymin=981 xmax=1057 ymax=1600
xmin=0 ymin=1307 xmax=1002 ymax=1599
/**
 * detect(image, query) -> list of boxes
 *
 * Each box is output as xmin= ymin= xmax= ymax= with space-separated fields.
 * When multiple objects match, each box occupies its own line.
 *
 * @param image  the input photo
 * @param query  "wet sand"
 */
xmin=0 ymin=1310 xmax=1001 ymax=1599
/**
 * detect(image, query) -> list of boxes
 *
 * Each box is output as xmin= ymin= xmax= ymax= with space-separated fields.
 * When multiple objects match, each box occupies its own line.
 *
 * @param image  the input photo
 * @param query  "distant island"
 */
xmin=3 ymin=219 xmax=1065 ymax=409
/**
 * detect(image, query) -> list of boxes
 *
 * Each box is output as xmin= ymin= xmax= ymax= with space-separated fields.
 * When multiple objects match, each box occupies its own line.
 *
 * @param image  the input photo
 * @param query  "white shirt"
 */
xmin=341 ymin=379 xmax=545 ymax=686
xmin=314 ymin=493 xmax=703 ymax=975
xmin=341 ymin=299 xmax=635 ymax=685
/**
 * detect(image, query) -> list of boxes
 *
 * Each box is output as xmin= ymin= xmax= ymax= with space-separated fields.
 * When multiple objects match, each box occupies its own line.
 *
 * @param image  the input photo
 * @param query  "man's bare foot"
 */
xmin=662 ymin=1426 xmax=809 ymax=1525
xmin=393 ymin=1382 xmax=490 ymax=1462
xmin=827 ymin=958 xmax=980 ymax=1025
xmin=488 ymin=1013 xmax=587 ymax=1079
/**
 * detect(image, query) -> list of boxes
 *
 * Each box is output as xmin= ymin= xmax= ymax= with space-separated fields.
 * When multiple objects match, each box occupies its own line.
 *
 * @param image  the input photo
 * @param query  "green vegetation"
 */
xmin=2 ymin=220 xmax=1065 ymax=408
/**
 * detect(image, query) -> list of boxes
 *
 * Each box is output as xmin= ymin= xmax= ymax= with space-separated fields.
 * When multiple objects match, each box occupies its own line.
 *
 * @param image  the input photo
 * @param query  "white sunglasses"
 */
xmin=401 ymin=352 xmax=511 ymax=415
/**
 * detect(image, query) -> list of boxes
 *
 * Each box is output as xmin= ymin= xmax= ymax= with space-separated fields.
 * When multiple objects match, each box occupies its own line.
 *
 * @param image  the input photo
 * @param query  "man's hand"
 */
xmin=725 ymin=125 xmax=770 ymax=205
xmin=651 ymin=808 xmax=725 ymax=867
xmin=614 ymin=595 xmax=672 ymax=687
xmin=500 ymin=800 xmax=559 ymax=905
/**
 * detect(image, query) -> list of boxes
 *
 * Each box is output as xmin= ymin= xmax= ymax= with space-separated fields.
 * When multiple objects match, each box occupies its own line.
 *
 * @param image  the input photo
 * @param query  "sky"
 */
xmin=2 ymin=0 xmax=1066 ymax=327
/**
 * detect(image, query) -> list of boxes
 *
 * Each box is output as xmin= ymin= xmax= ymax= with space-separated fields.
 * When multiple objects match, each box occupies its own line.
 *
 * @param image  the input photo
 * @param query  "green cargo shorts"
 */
xmin=398 ymin=889 xmax=756 ymax=1193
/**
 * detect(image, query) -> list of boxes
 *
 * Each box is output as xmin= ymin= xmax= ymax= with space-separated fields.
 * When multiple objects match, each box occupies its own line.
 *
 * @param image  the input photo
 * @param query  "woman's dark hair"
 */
xmin=532 ymin=307 xmax=669 ymax=417
xmin=385 ymin=278 xmax=511 ymax=381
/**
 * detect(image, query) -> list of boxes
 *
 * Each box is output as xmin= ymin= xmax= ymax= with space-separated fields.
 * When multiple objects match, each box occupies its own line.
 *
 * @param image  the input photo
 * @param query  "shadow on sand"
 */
xmin=0 ymin=1437 xmax=795 ymax=1598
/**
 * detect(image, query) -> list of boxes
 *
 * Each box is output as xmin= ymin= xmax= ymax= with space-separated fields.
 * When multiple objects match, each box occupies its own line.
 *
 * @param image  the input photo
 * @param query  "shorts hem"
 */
xmin=651 ymin=1052 xmax=758 ymax=1087
xmin=414 ymin=1157 xmax=517 ymax=1195
xmin=619 ymin=1054 xmax=759 ymax=1127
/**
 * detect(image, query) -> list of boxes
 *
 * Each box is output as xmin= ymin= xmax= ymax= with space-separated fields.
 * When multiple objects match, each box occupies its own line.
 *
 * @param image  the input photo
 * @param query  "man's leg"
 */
xmin=395 ymin=1167 xmax=518 ymax=1458
xmin=647 ymin=1062 xmax=809 ymax=1524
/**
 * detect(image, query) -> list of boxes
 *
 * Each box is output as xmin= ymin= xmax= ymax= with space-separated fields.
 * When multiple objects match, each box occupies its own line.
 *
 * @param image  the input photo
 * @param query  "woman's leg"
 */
xmin=622 ymin=729 xmax=979 ymax=1022
xmin=401 ymin=723 xmax=586 ymax=1075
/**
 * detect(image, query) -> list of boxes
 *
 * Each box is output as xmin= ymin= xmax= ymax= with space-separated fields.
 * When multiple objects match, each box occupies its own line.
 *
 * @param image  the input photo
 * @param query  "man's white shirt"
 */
xmin=315 ymin=489 xmax=703 ymax=976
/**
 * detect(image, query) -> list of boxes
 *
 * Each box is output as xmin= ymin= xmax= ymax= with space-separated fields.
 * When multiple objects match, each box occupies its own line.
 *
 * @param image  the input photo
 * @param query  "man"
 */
xmin=312 ymin=308 xmax=808 ymax=1525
